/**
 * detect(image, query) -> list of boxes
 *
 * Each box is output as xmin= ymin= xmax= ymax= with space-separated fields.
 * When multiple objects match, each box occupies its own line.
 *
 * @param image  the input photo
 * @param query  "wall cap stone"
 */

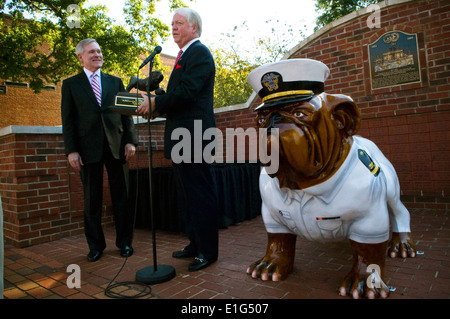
xmin=284 ymin=0 xmax=416 ymax=60
xmin=0 ymin=125 xmax=62 ymax=137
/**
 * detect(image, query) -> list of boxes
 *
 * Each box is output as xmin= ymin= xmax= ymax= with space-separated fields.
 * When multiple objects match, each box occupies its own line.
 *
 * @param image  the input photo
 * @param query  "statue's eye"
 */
xmin=257 ymin=111 xmax=270 ymax=125
xmin=293 ymin=111 xmax=305 ymax=118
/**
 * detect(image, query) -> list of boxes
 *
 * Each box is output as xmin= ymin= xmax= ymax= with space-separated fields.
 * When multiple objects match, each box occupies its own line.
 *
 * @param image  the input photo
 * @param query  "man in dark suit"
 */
xmin=61 ymin=38 xmax=138 ymax=262
xmin=138 ymin=8 xmax=219 ymax=271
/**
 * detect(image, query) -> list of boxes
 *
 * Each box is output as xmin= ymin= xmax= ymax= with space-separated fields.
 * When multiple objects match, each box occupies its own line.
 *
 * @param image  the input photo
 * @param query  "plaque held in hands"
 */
xmin=108 ymin=71 xmax=166 ymax=117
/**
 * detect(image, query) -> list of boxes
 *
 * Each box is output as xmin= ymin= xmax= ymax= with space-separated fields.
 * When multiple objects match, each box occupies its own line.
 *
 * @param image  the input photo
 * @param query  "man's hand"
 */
xmin=137 ymin=94 xmax=156 ymax=119
xmin=68 ymin=152 xmax=83 ymax=171
xmin=124 ymin=143 xmax=136 ymax=162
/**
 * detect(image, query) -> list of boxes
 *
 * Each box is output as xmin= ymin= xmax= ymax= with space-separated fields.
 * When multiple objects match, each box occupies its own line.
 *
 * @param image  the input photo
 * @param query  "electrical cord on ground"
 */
xmin=104 ymin=73 xmax=152 ymax=299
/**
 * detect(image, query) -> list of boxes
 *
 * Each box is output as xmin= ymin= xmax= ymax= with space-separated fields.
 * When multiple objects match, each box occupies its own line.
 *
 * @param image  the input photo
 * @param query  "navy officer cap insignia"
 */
xmin=261 ymin=72 xmax=281 ymax=92
xmin=247 ymin=58 xmax=330 ymax=110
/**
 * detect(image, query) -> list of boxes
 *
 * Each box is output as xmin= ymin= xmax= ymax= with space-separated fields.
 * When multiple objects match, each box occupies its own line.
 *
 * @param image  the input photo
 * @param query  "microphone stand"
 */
xmin=135 ymin=54 xmax=176 ymax=285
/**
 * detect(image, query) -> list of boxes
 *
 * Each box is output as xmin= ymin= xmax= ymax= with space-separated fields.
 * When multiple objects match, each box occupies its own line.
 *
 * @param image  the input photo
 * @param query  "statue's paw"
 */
xmin=388 ymin=232 xmax=416 ymax=258
xmin=247 ymin=233 xmax=296 ymax=281
xmin=246 ymin=258 xmax=290 ymax=281
xmin=338 ymin=271 xmax=389 ymax=299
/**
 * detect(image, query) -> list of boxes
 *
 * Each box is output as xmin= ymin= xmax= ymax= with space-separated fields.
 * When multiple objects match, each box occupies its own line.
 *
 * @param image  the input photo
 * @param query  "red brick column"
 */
xmin=0 ymin=127 xmax=79 ymax=247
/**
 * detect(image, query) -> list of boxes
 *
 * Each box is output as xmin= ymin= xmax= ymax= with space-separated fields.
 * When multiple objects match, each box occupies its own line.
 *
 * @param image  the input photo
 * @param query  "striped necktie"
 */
xmin=174 ymin=50 xmax=183 ymax=67
xmin=90 ymin=73 xmax=102 ymax=106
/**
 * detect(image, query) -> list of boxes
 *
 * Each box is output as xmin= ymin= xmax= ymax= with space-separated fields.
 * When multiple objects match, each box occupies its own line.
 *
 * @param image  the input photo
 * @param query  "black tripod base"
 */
xmin=135 ymin=265 xmax=176 ymax=285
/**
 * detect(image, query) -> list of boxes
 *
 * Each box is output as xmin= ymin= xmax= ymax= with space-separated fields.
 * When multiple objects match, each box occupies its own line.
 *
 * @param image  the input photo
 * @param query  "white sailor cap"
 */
xmin=247 ymin=58 xmax=330 ymax=110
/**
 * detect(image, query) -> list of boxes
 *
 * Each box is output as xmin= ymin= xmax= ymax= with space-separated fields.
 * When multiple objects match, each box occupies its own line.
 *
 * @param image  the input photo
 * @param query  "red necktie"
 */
xmin=174 ymin=50 xmax=183 ymax=67
xmin=90 ymin=73 xmax=102 ymax=106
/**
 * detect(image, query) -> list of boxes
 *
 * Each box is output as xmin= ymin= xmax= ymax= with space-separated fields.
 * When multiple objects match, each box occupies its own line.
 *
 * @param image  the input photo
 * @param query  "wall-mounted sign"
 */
xmin=368 ymin=31 xmax=421 ymax=90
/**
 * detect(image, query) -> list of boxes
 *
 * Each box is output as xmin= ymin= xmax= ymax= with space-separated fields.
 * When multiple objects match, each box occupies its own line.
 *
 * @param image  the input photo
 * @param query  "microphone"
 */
xmin=139 ymin=46 xmax=162 ymax=69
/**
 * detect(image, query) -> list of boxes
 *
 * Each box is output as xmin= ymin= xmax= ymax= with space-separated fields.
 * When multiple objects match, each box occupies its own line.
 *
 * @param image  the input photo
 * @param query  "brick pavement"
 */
xmin=2 ymin=208 xmax=449 ymax=301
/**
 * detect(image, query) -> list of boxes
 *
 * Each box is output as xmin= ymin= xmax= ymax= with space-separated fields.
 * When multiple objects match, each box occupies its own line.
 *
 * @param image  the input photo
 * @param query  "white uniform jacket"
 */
xmin=260 ymin=136 xmax=411 ymax=244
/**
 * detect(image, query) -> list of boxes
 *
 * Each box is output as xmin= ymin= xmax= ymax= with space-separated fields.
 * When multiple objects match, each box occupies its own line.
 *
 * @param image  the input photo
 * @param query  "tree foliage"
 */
xmin=1 ymin=0 xmax=309 ymax=108
xmin=314 ymin=0 xmax=379 ymax=30
xmin=212 ymin=46 xmax=255 ymax=108
xmin=211 ymin=20 xmax=306 ymax=108
xmin=0 ymin=0 xmax=186 ymax=92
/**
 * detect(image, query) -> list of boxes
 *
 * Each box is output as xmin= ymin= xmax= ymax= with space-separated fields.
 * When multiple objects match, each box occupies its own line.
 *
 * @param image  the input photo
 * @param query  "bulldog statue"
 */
xmin=246 ymin=59 xmax=416 ymax=299
xmin=126 ymin=71 xmax=165 ymax=95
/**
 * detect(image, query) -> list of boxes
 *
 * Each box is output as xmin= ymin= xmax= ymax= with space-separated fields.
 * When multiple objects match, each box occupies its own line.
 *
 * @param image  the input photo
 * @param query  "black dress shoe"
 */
xmin=188 ymin=255 xmax=217 ymax=271
xmin=120 ymin=245 xmax=134 ymax=257
xmin=172 ymin=248 xmax=196 ymax=259
xmin=87 ymin=250 xmax=102 ymax=262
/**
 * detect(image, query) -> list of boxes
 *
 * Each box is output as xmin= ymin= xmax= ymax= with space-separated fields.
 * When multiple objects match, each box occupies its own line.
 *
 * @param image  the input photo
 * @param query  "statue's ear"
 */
xmin=323 ymin=93 xmax=361 ymax=137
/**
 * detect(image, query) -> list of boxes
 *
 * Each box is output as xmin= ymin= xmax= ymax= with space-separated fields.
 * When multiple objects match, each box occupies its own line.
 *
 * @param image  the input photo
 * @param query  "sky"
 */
xmin=86 ymin=0 xmax=319 ymax=57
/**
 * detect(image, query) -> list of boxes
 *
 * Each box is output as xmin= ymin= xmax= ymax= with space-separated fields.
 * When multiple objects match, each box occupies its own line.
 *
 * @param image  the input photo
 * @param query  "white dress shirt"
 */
xmin=83 ymin=67 xmax=102 ymax=88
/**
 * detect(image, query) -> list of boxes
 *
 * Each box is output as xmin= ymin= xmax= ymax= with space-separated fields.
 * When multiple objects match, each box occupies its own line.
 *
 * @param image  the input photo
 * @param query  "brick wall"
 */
xmin=0 ymin=126 xmax=124 ymax=247
xmin=0 ymin=127 xmax=72 ymax=247
xmin=0 ymin=85 xmax=62 ymax=128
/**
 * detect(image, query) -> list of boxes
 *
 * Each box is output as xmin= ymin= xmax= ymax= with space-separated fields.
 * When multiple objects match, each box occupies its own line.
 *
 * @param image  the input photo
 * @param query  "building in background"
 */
xmin=0 ymin=50 xmax=175 ymax=128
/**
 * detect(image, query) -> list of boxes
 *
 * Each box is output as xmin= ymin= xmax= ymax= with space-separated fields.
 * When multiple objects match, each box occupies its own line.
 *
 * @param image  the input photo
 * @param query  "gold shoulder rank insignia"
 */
xmin=358 ymin=149 xmax=380 ymax=176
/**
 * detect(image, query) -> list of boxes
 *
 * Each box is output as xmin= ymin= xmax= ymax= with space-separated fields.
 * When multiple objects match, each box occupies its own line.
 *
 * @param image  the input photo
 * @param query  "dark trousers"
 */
xmin=80 ymin=144 xmax=134 ymax=252
xmin=172 ymin=162 xmax=219 ymax=260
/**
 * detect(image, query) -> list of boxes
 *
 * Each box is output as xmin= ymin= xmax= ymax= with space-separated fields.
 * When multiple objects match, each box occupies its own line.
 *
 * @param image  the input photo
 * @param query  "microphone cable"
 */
xmin=104 ymin=71 xmax=152 ymax=299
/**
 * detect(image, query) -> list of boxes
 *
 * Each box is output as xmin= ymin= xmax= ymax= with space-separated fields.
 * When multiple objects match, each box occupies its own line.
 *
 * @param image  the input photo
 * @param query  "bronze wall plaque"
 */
xmin=368 ymin=31 xmax=421 ymax=90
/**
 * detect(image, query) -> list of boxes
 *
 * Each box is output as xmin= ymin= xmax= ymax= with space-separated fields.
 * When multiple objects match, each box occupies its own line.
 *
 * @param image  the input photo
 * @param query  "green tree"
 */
xmin=212 ymin=46 xmax=255 ymax=108
xmin=315 ymin=0 xmax=379 ymax=30
xmin=211 ymin=20 xmax=306 ymax=108
xmin=0 ymin=0 xmax=187 ymax=92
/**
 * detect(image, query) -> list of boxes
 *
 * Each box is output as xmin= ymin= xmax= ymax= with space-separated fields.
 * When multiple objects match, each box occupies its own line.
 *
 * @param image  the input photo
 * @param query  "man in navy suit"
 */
xmin=61 ymin=38 xmax=138 ymax=262
xmin=138 ymin=8 xmax=219 ymax=271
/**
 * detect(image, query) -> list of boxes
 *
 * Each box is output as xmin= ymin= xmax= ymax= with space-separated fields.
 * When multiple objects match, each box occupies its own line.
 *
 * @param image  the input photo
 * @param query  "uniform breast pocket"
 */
xmin=316 ymin=218 xmax=343 ymax=240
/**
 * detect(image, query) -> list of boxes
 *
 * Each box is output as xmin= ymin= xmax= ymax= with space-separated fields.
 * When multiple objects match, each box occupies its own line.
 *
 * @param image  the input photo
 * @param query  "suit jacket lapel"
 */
xmin=168 ymin=40 xmax=200 ymax=86
xmin=100 ymin=71 xmax=110 ymax=106
xmin=177 ymin=39 xmax=199 ymax=65
xmin=76 ymin=71 xmax=100 ymax=106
